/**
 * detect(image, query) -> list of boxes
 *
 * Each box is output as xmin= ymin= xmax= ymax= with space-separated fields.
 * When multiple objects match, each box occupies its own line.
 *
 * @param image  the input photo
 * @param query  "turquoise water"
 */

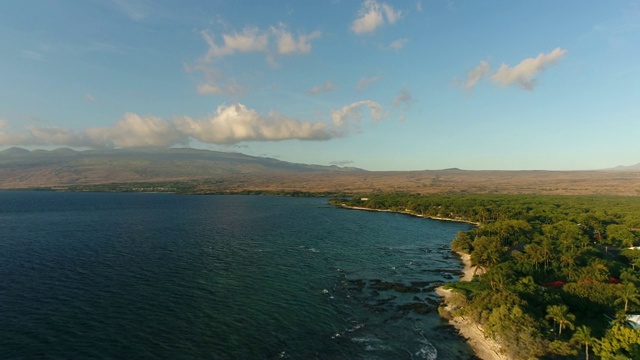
xmin=0 ymin=192 xmax=476 ymax=359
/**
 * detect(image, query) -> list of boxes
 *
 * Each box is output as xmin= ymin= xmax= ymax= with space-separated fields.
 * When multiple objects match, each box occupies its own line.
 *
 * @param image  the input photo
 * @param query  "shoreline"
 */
xmin=336 ymin=203 xmax=505 ymax=359
xmin=338 ymin=204 xmax=480 ymax=226
xmin=435 ymin=252 xmax=508 ymax=360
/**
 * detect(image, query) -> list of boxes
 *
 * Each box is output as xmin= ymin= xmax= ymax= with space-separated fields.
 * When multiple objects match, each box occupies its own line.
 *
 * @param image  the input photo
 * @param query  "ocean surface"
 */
xmin=0 ymin=191 xmax=477 ymax=359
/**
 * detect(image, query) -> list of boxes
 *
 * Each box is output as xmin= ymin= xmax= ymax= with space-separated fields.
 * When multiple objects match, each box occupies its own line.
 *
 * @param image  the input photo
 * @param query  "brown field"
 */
xmin=185 ymin=170 xmax=640 ymax=196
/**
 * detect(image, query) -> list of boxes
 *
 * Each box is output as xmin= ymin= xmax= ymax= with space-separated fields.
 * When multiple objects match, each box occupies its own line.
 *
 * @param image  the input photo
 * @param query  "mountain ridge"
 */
xmin=1 ymin=147 xmax=639 ymax=195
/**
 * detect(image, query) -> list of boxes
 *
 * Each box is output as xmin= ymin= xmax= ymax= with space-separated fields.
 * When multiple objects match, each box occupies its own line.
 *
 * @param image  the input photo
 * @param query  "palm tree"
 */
xmin=546 ymin=304 xmax=576 ymax=336
xmin=614 ymin=282 xmax=640 ymax=312
xmin=524 ymin=243 xmax=544 ymax=271
xmin=570 ymin=325 xmax=594 ymax=360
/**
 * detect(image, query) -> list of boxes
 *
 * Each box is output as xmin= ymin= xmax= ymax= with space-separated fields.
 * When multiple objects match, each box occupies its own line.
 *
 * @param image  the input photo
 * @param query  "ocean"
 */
xmin=0 ymin=191 xmax=477 ymax=359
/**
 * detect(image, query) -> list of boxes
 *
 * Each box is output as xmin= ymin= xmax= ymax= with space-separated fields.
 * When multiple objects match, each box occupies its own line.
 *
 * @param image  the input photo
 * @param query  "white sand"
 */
xmin=436 ymin=253 xmax=509 ymax=360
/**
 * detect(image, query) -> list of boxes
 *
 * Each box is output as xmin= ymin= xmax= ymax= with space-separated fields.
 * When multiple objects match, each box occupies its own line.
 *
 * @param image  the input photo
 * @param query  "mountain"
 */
xmin=0 ymin=147 xmax=363 ymax=190
xmin=1 ymin=148 xmax=640 ymax=196
xmin=607 ymin=163 xmax=640 ymax=171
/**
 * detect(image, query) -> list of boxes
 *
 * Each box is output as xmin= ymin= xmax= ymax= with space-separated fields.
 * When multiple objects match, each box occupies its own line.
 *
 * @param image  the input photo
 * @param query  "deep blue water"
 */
xmin=0 ymin=192 xmax=476 ymax=359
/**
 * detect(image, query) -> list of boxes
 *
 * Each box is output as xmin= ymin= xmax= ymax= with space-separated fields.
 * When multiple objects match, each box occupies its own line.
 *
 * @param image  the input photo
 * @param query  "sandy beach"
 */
xmin=436 ymin=253 xmax=509 ymax=360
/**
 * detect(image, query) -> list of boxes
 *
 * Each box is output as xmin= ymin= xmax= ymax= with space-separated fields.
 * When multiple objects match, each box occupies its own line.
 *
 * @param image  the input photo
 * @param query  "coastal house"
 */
xmin=627 ymin=315 xmax=640 ymax=329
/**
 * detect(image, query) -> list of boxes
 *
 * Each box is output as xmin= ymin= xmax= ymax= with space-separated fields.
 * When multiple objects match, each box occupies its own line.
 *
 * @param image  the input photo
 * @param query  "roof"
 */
xmin=627 ymin=315 xmax=640 ymax=329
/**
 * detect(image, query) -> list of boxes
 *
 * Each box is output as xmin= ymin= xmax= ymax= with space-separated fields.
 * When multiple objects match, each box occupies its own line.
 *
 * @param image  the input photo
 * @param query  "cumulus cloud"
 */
xmin=308 ymin=81 xmax=335 ymax=95
xmin=351 ymin=0 xmax=402 ymax=34
xmin=84 ymin=93 xmax=97 ymax=102
xmin=454 ymin=60 xmax=491 ymax=90
xmin=17 ymin=114 xmax=188 ymax=148
xmin=175 ymin=104 xmax=333 ymax=144
xmin=0 ymin=102 xmax=387 ymax=148
xmin=356 ymin=75 xmax=382 ymax=90
xmin=491 ymin=48 xmax=568 ymax=90
xmin=85 ymin=113 xmax=189 ymax=148
xmin=26 ymin=127 xmax=93 ymax=147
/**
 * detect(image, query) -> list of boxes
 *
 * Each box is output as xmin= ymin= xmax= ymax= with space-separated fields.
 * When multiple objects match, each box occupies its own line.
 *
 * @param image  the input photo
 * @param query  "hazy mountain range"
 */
xmin=1 ymin=147 xmax=639 ymax=195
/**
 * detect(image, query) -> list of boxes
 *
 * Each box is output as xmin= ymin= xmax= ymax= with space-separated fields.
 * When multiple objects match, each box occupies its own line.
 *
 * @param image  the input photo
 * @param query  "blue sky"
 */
xmin=1 ymin=0 xmax=639 ymax=170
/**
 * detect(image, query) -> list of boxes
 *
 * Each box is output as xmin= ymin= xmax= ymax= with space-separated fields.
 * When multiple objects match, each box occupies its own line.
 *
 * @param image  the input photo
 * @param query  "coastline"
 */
xmin=338 ymin=204 xmax=480 ymax=226
xmin=336 ymin=203 xmax=505 ymax=359
xmin=435 ymin=253 xmax=508 ymax=360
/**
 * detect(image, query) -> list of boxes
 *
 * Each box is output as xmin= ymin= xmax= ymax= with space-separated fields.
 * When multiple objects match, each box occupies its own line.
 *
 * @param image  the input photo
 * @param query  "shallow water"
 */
xmin=0 ymin=192 xmax=476 ymax=359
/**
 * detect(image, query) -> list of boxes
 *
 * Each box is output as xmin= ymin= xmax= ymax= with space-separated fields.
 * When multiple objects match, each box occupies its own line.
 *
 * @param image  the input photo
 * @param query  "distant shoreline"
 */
xmin=337 ymin=204 xmax=480 ymax=226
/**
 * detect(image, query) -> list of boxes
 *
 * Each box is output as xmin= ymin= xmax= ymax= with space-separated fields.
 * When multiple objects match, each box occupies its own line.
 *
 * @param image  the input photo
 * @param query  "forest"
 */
xmin=332 ymin=193 xmax=640 ymax=360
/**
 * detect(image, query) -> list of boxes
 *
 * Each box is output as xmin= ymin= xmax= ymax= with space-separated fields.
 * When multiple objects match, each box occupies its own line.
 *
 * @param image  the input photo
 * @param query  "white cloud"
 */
xmin=85 ymin=113 xmax=188 ymax=148
xmin=202 ymin=27 xmax=269 ymax=60
xmin=356 ymin=75 xmax=382 ymax=89
xmin=84 ymin=93 xmax=97 ymax=102
xmin=190 ymin=24 xmax=321 ymax=96
xmin=2 ymin=101 xmax=388 ymax=148
xmin=200 ymin=25 xmax=321 ymax=60
xmin=272 ymin=24 xmax=322 ymax=55
xmin=454 ymin=48 xmax=568 ymax=92
xmin=351 ymin=0 xmax=402 ymax=35
xmin=454 ymin=60 xmax=491 ymax=90
xmin=389 ymin=38 xmax=409 ymax=50
xmin=0 ymin=132 xmax=30 ymax=146
xmin=382 ymin=3 xmax=402 ymax=24
xmin=330 ymin=101 xmax=384 ymax=135
xmin=25 ymin=127 xmax=93 ymax=147
xmin=176 ymin=104 xmax=332 ymax=144
xmin=22 ymin=114 xmax=188 ymax=148
xmin=491 ymin=48 xmax=568 ymax=90
xmin=308 ymin=81 xmax=335 ymax=95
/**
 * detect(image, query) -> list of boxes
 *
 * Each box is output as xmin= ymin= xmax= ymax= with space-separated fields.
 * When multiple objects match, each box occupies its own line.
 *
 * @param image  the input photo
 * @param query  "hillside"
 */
xmin=1 ymin=147 xmax=639 ymax=195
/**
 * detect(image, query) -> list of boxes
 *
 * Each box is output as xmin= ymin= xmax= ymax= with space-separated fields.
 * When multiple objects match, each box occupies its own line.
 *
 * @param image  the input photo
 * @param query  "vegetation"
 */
xmin=332 ymin=193 xmax=640 ymax=359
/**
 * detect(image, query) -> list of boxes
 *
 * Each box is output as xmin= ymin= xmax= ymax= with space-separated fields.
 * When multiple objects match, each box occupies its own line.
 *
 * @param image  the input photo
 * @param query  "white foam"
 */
xmin=414 ymin=339 xmax=437 ymax=360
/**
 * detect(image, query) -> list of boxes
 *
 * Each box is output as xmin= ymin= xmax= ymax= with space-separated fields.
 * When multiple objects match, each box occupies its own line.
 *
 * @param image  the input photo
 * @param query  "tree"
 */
xmin=614 ymin=282 xmax=640 ymax=312
xmin=595 ymin=324 xmax=640 ymax=359
xmin=570 ymin=325 xmax=594 ymax=360
xmin=606 ymin=224 xmax=635 ymax=247
xmin=470 ymin=236 xmax=503 ymax=275
xmin=580 ymin=258 xmax=609 ymax=282
xmin=524 ymin=243 xmax=545 ymax=271
xmin=546 ymin=304 xmax=576 ymax=336
xmin=451 ymin=231 xmax=473 ymax=253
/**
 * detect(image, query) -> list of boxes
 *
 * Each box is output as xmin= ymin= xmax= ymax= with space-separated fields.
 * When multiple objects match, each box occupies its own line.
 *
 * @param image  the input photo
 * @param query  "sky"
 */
xmin=1 ymin=0 xmax=639 ymax=171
